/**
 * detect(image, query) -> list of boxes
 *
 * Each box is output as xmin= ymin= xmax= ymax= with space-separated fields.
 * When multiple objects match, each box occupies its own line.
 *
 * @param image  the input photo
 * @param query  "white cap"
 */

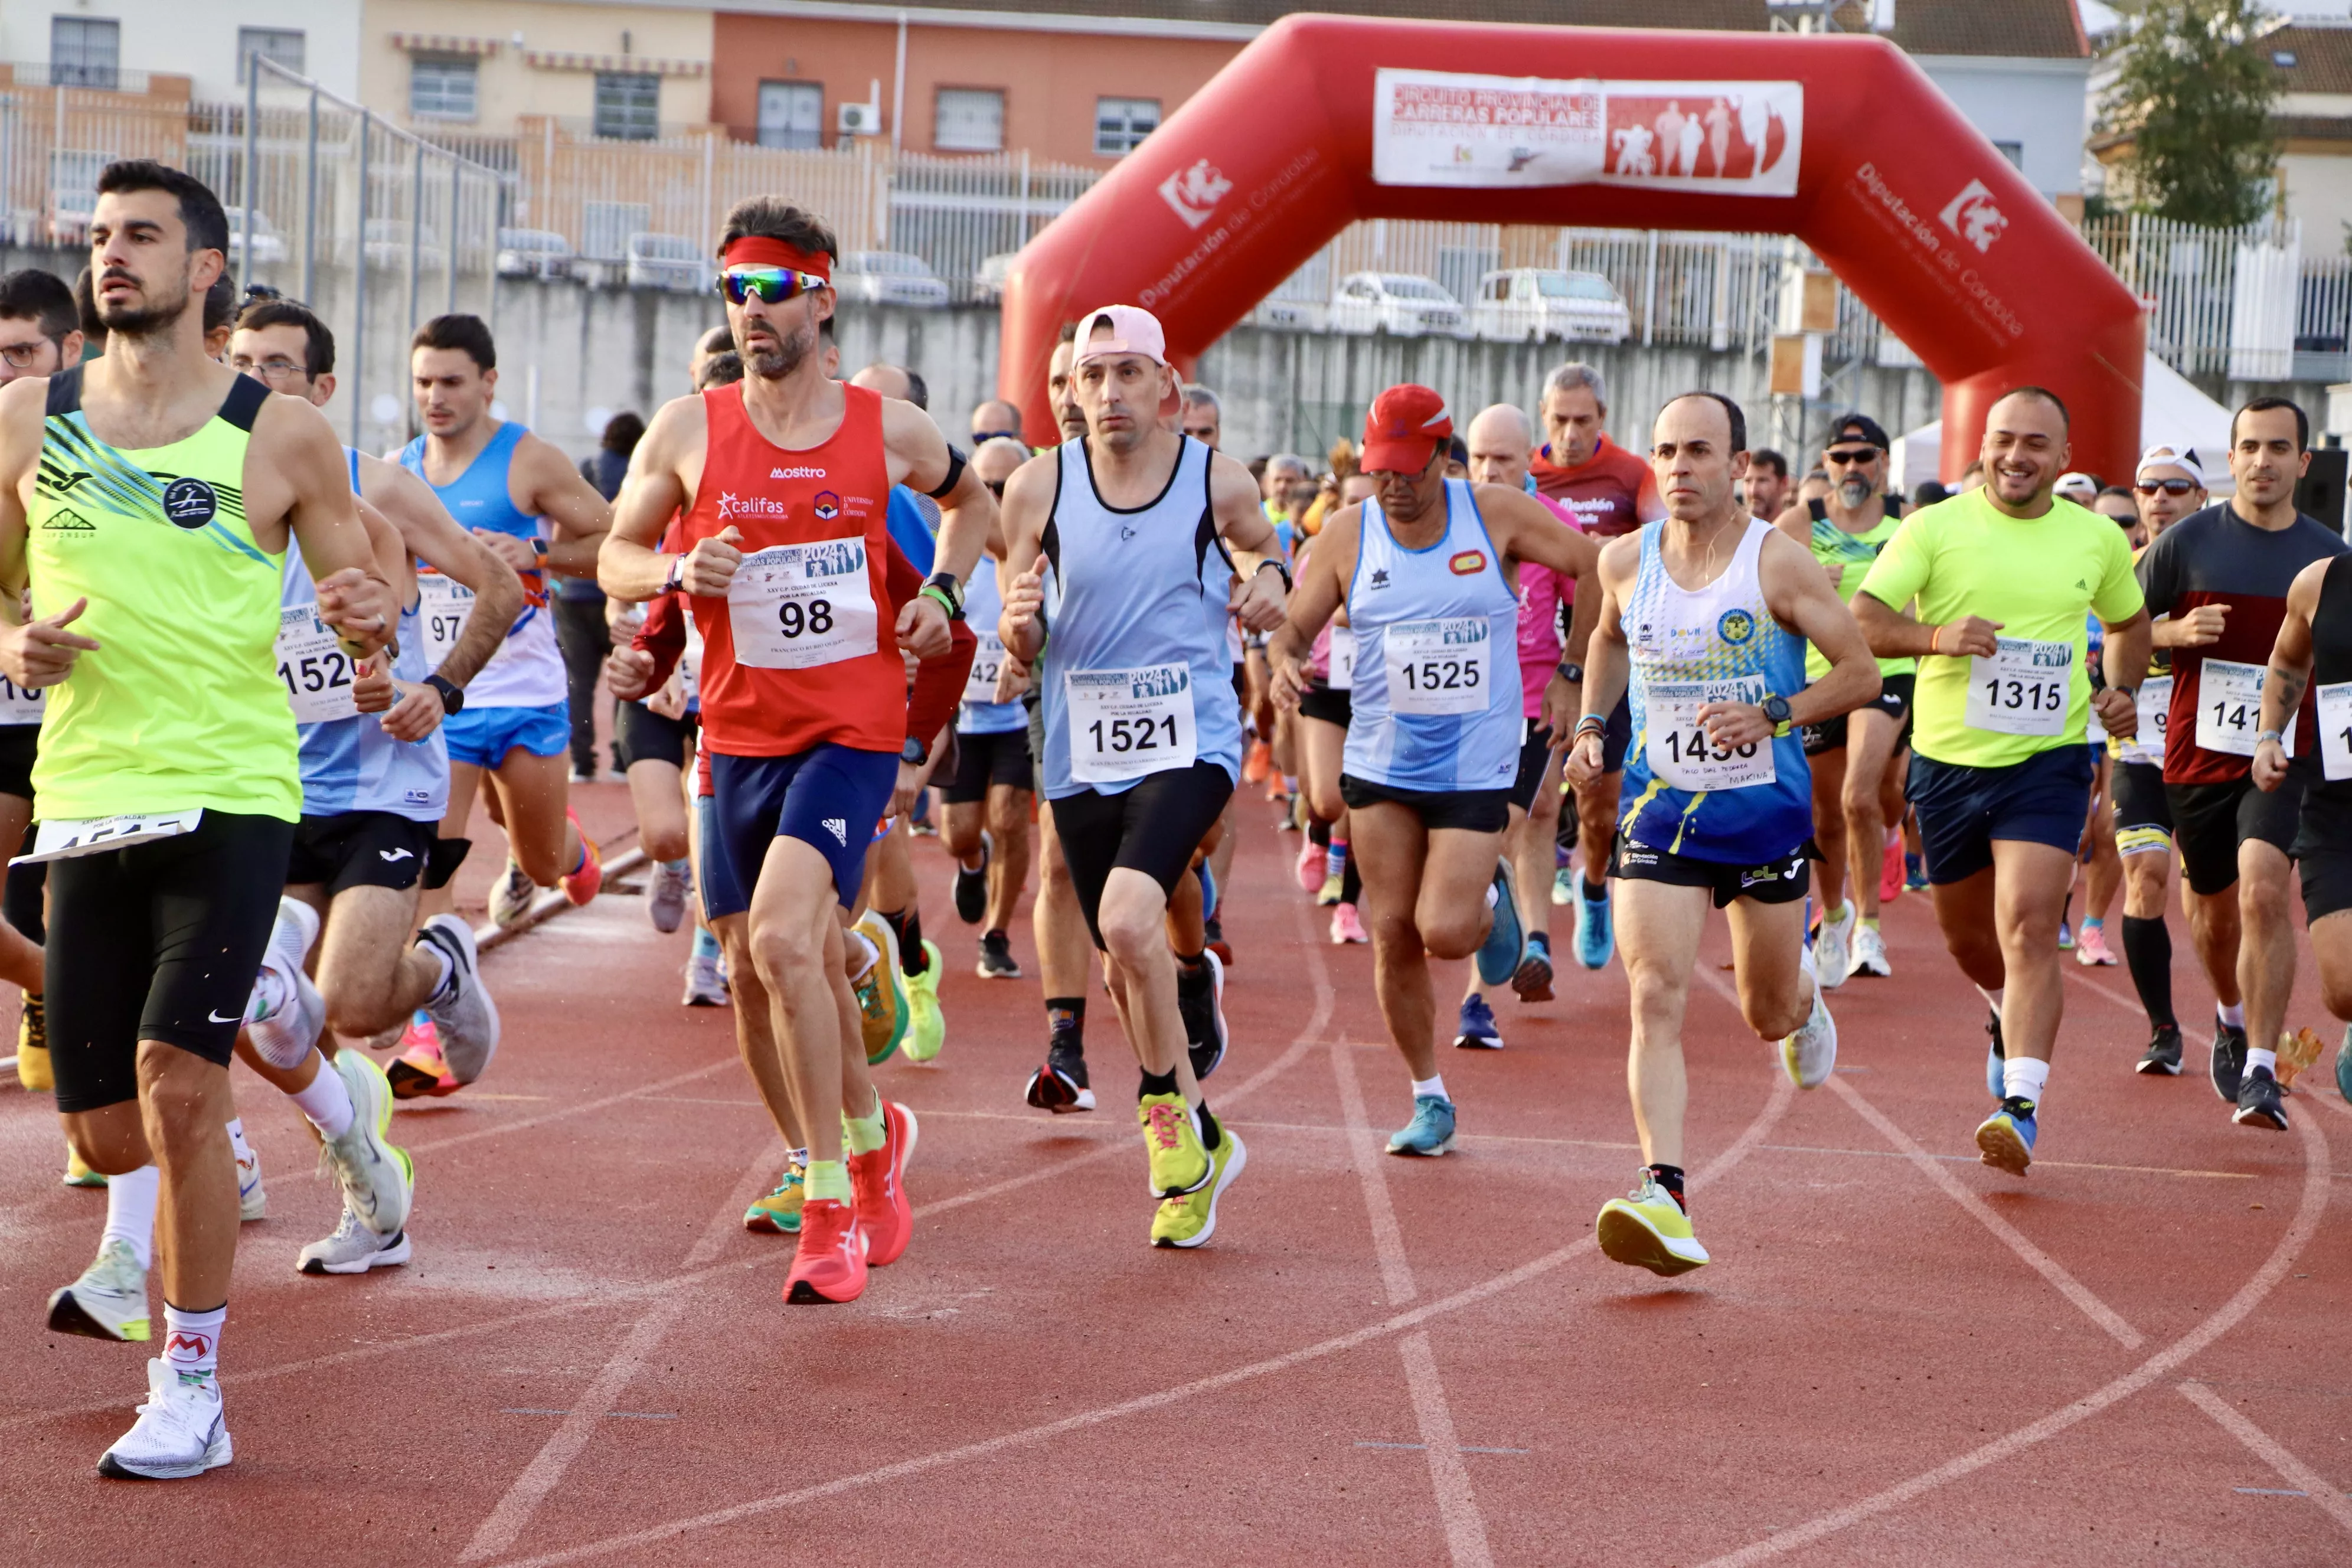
xmin=2054 ymin=471 xmax=2098 ymax=502
xmin=2135 ymin=444 xmax=2206 ymax=488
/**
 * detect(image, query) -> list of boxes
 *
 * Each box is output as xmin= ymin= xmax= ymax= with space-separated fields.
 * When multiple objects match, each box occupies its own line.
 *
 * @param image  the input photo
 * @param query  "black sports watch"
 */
xmin=1556 ymin=660 xmax=1585 ymax=685
xmin=425 ymin=674 xmax=465 ymax=716
xmin=1761 ymin=692 xmax=1793 ymax=734
xmin=900 ymin=734 xmax=930 ymax=767
xmin=920 ymin=571 xmax=965 ymax=621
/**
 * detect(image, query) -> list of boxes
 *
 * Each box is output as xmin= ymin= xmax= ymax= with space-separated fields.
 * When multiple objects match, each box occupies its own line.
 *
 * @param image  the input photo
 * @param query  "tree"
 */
xmin=2102 ymin=1 xmax=2279 ymax=227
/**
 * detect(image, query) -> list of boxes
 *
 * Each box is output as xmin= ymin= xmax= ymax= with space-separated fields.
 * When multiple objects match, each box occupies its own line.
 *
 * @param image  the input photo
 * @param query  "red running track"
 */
xmin=3 ymin=783 xmax=2348 ymax=1566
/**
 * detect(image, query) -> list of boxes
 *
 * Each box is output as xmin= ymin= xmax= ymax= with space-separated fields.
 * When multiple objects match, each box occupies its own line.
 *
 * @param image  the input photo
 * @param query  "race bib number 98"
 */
xmin=1965 ymin=637 xmax=2073 ymax=737
xmin=727 ymin=539 xmax=879 ymax=670
xmin=1066 ymin=664 xmax=1196 ymax=785
xmin=1383 ymin=617 xmax=1489 ymax=717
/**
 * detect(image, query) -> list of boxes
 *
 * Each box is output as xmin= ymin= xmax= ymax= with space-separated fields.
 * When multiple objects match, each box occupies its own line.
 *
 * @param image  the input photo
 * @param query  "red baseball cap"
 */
xmin=1361 ymin=384 xmax=1453 ymax=473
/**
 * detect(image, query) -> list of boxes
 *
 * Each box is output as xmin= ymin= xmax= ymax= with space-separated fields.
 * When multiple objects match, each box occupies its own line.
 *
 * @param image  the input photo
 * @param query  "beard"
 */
xmin=741 ymin=315 xmax=811 ymax=381
xmin=95 ymin=269 xmax=190 ymax=340
xmin=1835 ymin=474 xmax=1875 ymax=509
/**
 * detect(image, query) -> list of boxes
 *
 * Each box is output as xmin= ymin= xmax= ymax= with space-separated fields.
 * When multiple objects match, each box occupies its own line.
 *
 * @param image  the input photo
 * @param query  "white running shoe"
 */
xmin=318 ymin=1050 xmax=414 ymax=1237
xmin=246 ymin=896 xmax=325 ymax=1072
xmin=487 ymin=859 xmax=537 ymax=928
xmin=46 ymin=1236 xmax=149 ymax=1342
xmin=1780 ymin=949 xmax=1839 ymax=1089
xmin=1814 ymin=903 xmax=1855 ymax=991
xmin=236 ymin=1141 xmax=267 ymax=1223
xmin=98 ymin=1358 xmax=231 ymax=1479
xmin=297 ymin=1203 xmax=412 ymax=1275
xmin=417 ymin=914 xmax=499 ymax=1084
xmin=1848 ymin=922 xmax=1893 ymax=979
xmin=681 ymin=951 xmax=729 ymax=1007
xmin=647 ymin=857 xmax=691 ymax=935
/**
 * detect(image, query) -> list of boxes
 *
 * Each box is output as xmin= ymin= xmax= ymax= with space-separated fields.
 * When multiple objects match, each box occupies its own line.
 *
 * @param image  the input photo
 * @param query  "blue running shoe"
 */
xmin=1984 ymin=1007 xmax=2005 ymax=1100
xmin=1573 ymin=879 xmax=1614 ymax=971
xmin=2338 ymin=1023 xmax=2352 ymax=1106
xmin=1386 ymin=1095 xmax=1458 ymax=1157
xmin=1197 ymin=859 xmax=1219 ymax=924
xmin=1453 ymin=995 xmax=1503 ymax=1051
xmin=1474 ymin=860 xmax=1525 ymax=989
xmin=1975 ymin=1097 xmax=2037 ymax=1175
xmin=1904 ymin=851 xmax=1929 ymax=894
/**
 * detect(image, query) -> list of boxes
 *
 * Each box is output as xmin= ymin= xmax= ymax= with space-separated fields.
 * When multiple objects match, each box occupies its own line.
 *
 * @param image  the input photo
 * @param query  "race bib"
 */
xmin=2116 ymin=675 xmax=2171 ymax=766
xmin=1965 ymin=637 xmax=2073 ymax=737
xmin=1065 ymin=664 xmax=1195 ymax=785
xmin=15 ymin=808 xmax=201 ymax=865
xmin=0 ymin=671 xmax=44 ymax=726
xmin=1644 ymin=675 xmax=1775 ymax=792
xmin=417 ymin=573 xmax=475 ymax=669
xmin=273 ymin=605 xmax=360 ymax=726
xmin=727 ymin=539 xmax=878 ymax=670
xmin=2320 ymin=682 xmax=2352 ymax=782
xmin=1328 ymin=626 xmax=1356 ymax=692
xmin=1383 ymin=617 xmax=1490 ymax=717
xmin=2194 ymin=658 xmax=2288 ymax=758
xmin=965 ymin=630 xmax=1008 ymax=706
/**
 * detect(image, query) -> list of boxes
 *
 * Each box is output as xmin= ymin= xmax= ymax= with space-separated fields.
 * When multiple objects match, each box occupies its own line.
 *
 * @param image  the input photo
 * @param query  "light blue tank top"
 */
xmin=1341 ymin=478 xmax=1522 ymax=792
xmin=957 ymin=555 xmax=1025 ymax=737
xmin=285 ymin=449 xmax=448 ymax=821
xmin=1038 ymin=436 xmax=1240 ymax=798
xmin=398 ymin=420 xmax=563 ymax=709
xmin=1619 ymin=518 xmax=1811 ymax=863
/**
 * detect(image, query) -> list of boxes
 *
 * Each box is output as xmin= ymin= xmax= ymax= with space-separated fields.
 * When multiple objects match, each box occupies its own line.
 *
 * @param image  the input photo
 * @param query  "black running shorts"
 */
xmin=2167 ymin=766 xmax=2309 ymax=897
xmin=1802 ymin=672 xmax=1915 ymax=758
xmin=944 ymin=727 xmax=1034 ymax=804
xmin=0 ymin=724 xmax=35 ymax=802
xmin=1609 ymin=832 xmax=1814 ymax=909
xmin=2292 ymin=790 xmax=2352 ymax=925
xmin=2111 ymin=759 xmax=2173 ymax=857
xmin=1510 ymin=723 xmax=1557 ymax=814
xmin=615 ymin=701 xmax=698 ymax=773
xmin=285 ymin=811 xmax=435 ymax=897
xmin=1297 ymin=682 xmax=1352 ymax=729
xmin=1340 ymin=772 xmax=1511 ymax=835
xmin=1051 ymin=760 xmax=1233 ymax=949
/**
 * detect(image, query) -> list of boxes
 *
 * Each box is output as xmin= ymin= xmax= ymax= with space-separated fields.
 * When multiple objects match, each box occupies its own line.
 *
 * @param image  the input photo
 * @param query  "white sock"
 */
xmin=161 ymin=1302 xmax=224 ymax=1386
xmin=2247 ymin=1045 xmax=2279 ymax=1077
xmin=243 ymin=965 xmax=292 ymax=1025
xmin=1410 ymin=1073 xmax=1448 ymax=1102
xmin=103 ymin=1164 xmax=159 ymax=1271
xmin=2001 ymin=1056 xmax=2050 ymax=1106
xmin=1484 ymin=881 xmax=1500 ymax=910
xmin=1823 ymin=902 xmax=1849 ymax=926
xmin=847 ymin=930 xmax=879 ymax=982
xmin=289 ymin=1054 xmax=355 ymax=1139
xmin=419 ymin=939 xmax=456 ymax=1005
xmin=2218 ymin=1001 xmax=2246 ymax=1029
xmin=1977 ymin=984 xmax=2004 ymax=1013
xmin=224 ymin=1117 xmax=253 ymax=1171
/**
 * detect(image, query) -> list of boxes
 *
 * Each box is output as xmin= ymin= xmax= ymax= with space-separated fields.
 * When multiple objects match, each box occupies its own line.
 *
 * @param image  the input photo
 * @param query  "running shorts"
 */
xmin=285 ymin=811 xmax=433 ymax=897
xmin=47 ymin=810 xmax=295 ymax=1112
xmin=2166 ymin=765 xmax=2309 ymax=898
xmin=1608 ymin=832 xmax=1814 ymax=909
xmin=1051 ymin=760 xmax=1233 ymax=950
xmin=1510 ymin=723 xmax=1558 ymax=814
xmin=1906 ymin=744 xmax=2092 ymax=886
xmin=0 ymin=724 xmax=35 ymax=801
xmin=445 ymin=701 xmax=570 ymax=769
xmin=1802 ymin=672 xmax=1915 ymax=759
xmin=1298 ymin=683 xmax=1352 ymax=730
xmin=2111 ymin=759 xmax=2173 ymax=858
xmin=2292 ymin=791 xmax=2352 ymax=925
xmin=1340 ymin=772 xmax=1511 ymax=835
xmin=708 ymin=744 xmax=897 ymax=916
xmin=944 ymin=727 xmax=1033 ymax=804
xmin=615 ymin=702 xmax=698 ymax=773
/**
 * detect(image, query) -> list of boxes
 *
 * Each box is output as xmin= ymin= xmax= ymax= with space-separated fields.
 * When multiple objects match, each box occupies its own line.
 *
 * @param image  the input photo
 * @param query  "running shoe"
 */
xmin=1572 ymin=881 xmax=1614 ymax=970
xmin=2210 ymin=1023 xmax=2249 ymax=1103
xmin=1329 ymin=902 xmax=1368 ymax=945
xmin=1814 ymin=903 xmax=1855 ymax=990
xmin=64 ymin=1146 xmax=105 ymax=1188
xmin=848 ymin=1101 xmax=918 ymax=1266
xmin=236 ymin=1141 xmax=266 ymax=1223
xmin=954 ymin=832 xmax=991 ymax=925
xmin=15 ymin=992 xmax=49 ymax=1091
xmin=2135 ymin=1024 xmax=2184 ymax=1076
xmin=1595 ymin=1172 xmax=1709 ymax=1276
xmin=560 ymin=811 xmax=603 ymax=906
xmin=1204 ymin=916 xmax=1233 ymax=968
xmin=681 ymin=951 xmax=729 ymax=1007
xmin=1781 ymin=954 xmax=1838 ymax=1089
xmin=1316 ymin=871 xmax=1345 ymax=907
xmin=2340 ymin=1023 xmax=2352 ymax=1105
xmin=744 ymin=1161 xmax=806 ymax=1234
xmin=783 ymin=1199 xmax=867 ymax=1305
xmin=1551 ymin=868 xmax=1574 ymax=907
xmin=2056 ymin=919 xmax=2074 ymax=952
xmin=1025 ymin=1034 xmax=1094 ymax=1113
xmin=320 ymin=1049 xmax=414 ymax=1237
xmin=1474 ymin=860 xmax=1526 ymax=989
xmin=1848 ymin=923 xmax=1893 ymax=979
xmin=1879 ymin=832 xmax=1906 ymax=905
xmin=486 ymin=859 xmax=537 ymax=929
xmin=297 ymin=1204 xmax=411 ymax=1276
xmin=976 ymin=929 xmax=1022 ymax=979
xmin=1975 ymin=1097 xmax=2037 ymax=1176
xmin=1985 ymin=1007 xmax=2006 ymax=1101
xmin=1513 ymin=930 xmax=1554 ymax=1002
xmin=386 ymin=1015 xmax=459 ymax=1100
xmin=46 ymin=1237 xmax=149 ymax=1342
xmin=2074 ymin=923 xmax=2118 ymax=966
xmin=903 ymin=941 xmax=945 ymax=1063
xmin=851 ymin=914 xmax=910 ymax=1066
xmin=1242 ymin=738 xmax=1272 ymax=785
xmin=646 ymin=857 xmax=691 ymax=934
xmin=1177 ymin=950 xmax=1229 ymax=1082
xmin=1138 ymin=1092 xmax=1211 ymax=1197
xmin=1454 ymin=995 xmax=1504 ymax=1051
xmin=417 ymin=914 xmax=499 ymax=1085
xmin=98 ymin=1358 xmax=231 ymax=1480
xmin=246 ymin=896 xmax=324 ymax=1071
xmin=2233 ymin=1066 xmax=2289 ymax=1131
xmin=1151 ymin=1128 xmax=1246 ymax=1249
xmin=1296 ymin=839 xmax=1324 ymax=894
xmin=1385 ymin=1095 xmax=1457 ymax=1157
xmin=1905 ymin=851 xmax=1930 ymax=893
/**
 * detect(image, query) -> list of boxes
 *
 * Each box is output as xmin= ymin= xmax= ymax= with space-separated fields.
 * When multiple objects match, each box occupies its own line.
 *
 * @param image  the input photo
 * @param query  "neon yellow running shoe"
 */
xmin=902 ymin=939 xmax=945 ymax=1063
xmin=1595 ymin=1171 xmax=1709 ymax=1277
xmin=1137 ymin=1092 xmax=1211 ymax=1198
xmin=744 ymin=1159 xmax=806 ymax=1234
xmin=63 ymin=1145 xmax=106 ymax=1188
xmin=1150 ymin=1129 xmax=1246 ymax=1248
xmin=15 ymin=993 xmax=50 ymax=1091
xmin=851 ymin=914 xmax=910 ymax=1066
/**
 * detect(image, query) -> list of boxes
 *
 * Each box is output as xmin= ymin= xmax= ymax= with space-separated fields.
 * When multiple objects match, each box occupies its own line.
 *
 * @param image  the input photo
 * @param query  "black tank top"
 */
xmin=2311 ymin=554 xmax=2352 ymax=802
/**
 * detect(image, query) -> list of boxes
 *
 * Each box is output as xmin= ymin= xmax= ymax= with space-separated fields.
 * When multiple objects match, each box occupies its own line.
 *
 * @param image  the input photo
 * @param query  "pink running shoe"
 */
xmin=2074 ymin=923 xmax=2119 ymax=966
xmin=1880 ymin=831 xmax=1906 ymax=904
xmin=386 ymin=1015 xmax=459 ymax=1099
xmin=560 ymin=809 xmax=603 ymax=906
xmin=1329 ymin=902 xmax=1368 ymax=945
xmin=1296 ymin=838 xmax=1324 ymax=893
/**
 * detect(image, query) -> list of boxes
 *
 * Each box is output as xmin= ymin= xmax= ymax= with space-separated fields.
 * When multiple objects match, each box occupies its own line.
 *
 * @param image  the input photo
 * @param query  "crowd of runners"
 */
xmin=8 ymin=162 xmax=2352 ymax=1480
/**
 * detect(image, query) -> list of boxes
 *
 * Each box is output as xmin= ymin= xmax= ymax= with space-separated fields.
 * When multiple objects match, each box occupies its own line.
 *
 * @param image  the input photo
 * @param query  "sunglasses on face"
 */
xmin=717 ymin=266 xmax=831 ymax=306
xmin=972 ymin=429 xmax=1020 ymax=445
xmin=1824 ymin=447 xmax=1879 ymax=466
xmin=2134 ymin=478 xmax=2197 ymax=496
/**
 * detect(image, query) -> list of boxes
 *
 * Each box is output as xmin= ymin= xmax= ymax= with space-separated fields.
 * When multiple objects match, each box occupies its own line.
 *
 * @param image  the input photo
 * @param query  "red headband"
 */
xmin=720 ymin=236 xmax=831 ymax=283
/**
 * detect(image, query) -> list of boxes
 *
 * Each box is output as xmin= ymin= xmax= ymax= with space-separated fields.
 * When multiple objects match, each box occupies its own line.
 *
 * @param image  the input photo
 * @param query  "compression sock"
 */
xmin=844 ymin=1094 xmax=887 ymax=1156
xmin=1046 ymin=997 xmax=1085 ymax=1044
xmin=803 ymin=1160 xmax=850 ymax=1204
xmin=288 ymin=1055 xmax=355 ymax=1139
xmin=1328 ymin=839 xmax=1348 ymax=880
xmin=2120 ymin=915 xmax=2175 ymax=1029
xmin=1340 ymin=847 xmax=1363 ymax=907
xmin=879 ymin=907 xmax=926 ymax=976
xmin=692 ymin=926 xmax=721 ymax=961
xmin=104 ymin=1164 xmax=159 ymax=1270
xmin=1646 ymin=1162 xmax=1687 ymax=1211
xmin=159 ymin=1302 xmax=223 ymax=1386
xmin=1308 ymin=815 xmax=1331 ymax=849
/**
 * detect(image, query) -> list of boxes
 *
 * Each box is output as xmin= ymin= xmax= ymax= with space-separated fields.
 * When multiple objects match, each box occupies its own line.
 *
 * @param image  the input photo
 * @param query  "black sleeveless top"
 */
xmin=2308 ymin=554 xmax=2352 ymax=808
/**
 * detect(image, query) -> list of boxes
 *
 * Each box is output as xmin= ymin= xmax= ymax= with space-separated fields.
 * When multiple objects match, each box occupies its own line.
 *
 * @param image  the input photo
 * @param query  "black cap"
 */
xmin=1824 ymin=412 xmax=1890 ymax=452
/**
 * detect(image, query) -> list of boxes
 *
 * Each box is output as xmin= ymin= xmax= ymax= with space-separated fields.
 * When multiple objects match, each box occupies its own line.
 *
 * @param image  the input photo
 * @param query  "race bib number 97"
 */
xmin=1383 ymin=617 xmax=1489 ymax=717
xmin=1065 ymin=664 xmax=1196 ymax=785
xmin=417 ymin=573 xmax=475 ymax=669
xmin=1965 ymin=637 xmax=2073 ymax=737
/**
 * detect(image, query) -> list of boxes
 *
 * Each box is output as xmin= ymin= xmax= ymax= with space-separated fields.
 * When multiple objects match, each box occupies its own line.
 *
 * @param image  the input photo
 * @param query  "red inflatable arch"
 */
xmin=1000 ymin=15 xmax=2144 ymax=484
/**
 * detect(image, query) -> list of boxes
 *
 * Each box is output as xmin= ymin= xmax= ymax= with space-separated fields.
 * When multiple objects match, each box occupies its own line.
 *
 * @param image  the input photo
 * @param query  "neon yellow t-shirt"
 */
xmin=1857 ymin=488 xmax=2142 ymax=769
xmin=1803 ymin=506 xmax=1917 ymax=684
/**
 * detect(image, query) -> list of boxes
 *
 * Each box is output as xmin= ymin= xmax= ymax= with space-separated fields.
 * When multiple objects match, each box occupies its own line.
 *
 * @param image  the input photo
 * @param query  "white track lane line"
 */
xmin=2176 ymin=1380 xmax=2352 ymax=1538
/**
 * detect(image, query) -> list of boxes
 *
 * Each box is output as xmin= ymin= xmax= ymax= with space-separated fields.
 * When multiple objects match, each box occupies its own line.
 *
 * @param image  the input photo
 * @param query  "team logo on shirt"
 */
xmin=813 ymin=491 xmax=841 ymax=521
xmin=1368 ymin=568 xmax=1391 ymax=589
xmin=40 ymin=508 xmax=93 ymax=533
xmin=1717 ymin=608 xmax=1756 ymax=645
xmin=1448 ymin=550 xmax=1486 ymax=576
xmin=161 ymin=476 xmax=218 ymax=528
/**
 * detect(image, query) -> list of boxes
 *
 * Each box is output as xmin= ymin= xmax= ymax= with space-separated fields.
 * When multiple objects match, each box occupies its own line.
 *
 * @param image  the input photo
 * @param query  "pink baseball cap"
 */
xmin=1073 ymin=304 xmax=1168 ymax=367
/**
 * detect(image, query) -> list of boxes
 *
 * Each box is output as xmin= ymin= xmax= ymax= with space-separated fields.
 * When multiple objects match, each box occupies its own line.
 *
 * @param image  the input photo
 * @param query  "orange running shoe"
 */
xmin=386 ymin=1015 xmax=460 ymax=1099
xmin=848 ymin=1101 xmax=919 ymax=1266
xmin=1242 ymin=738 xmax=1272 ymax=785
xmin=784 ymin=1199 xmax=868 ymax=1304
xmin=560 ymin=809 xmax=602 ymax=906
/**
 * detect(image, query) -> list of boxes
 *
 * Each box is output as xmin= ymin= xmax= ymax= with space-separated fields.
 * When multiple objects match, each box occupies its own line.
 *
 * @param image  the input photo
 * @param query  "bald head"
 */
xmin=851 ymin=362 xmax=916 ymax=404
xmin=972 ymin=436 xmax=1026 ymax=489
xmin=1466 ymin=403 xmax=1537 ymax=490
xmin=971 ymin=400 xmax=1022 ymax=444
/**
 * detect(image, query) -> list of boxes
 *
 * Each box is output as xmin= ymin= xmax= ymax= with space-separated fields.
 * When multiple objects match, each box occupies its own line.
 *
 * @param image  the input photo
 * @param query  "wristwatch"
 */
xmin=920 ymin=571 xmax=965 ymax=621
xmin=1761 ymin=692 xmax=1793 ymax=736
xmin=900 ymin=734 xmax=930 ymax=767
xmin=1255 ymin=557 xmax=1293 ymax=592
xmin=1556 ymin=660 xmax=1585 ymax=685
xmin=424 ymin=674 xmax=465 ymax=716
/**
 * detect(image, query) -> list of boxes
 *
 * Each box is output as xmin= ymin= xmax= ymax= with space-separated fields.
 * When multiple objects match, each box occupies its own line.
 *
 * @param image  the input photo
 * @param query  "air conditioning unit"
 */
xmin=838 ymin=100 xmax=881 ymax=137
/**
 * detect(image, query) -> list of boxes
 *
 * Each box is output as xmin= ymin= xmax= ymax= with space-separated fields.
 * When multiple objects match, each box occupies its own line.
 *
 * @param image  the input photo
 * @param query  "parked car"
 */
xmin=360 ymin=218 xmax=442 ymax=271
xmin=226 ymin=208 xmax=286 ymax=266
xmin=836 ymin=251 xmax=950 ymax=308
xmin=497 ymin=228 xmax=574 ymax=281
xmin=1327 ymin=272 xmax=1468 ymax=338
xmin=624 ymin=232 xmax=711 ymax=293
xmin=1250 ymin=295 xmax=1327 ymax=331
xmin=972 ymin=251 xmax=1016 ymax=303
xmin=1470 ymin=268 xmax=1632 ymax=344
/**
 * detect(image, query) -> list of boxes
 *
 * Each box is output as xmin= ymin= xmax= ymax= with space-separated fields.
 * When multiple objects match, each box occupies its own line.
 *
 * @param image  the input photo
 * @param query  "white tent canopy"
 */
xmin=1890 ymin=353 xmax=2236 ymax=498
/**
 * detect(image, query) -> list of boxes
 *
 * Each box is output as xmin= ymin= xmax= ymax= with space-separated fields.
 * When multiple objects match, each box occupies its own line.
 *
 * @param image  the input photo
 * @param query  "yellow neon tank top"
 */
xmin=27 ymin=367 xmax=298 ymax=821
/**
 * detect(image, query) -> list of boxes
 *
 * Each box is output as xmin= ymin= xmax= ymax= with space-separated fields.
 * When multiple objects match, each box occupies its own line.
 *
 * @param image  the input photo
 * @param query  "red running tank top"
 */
xmin=682 ymin=381 xmax=906 ymax=756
